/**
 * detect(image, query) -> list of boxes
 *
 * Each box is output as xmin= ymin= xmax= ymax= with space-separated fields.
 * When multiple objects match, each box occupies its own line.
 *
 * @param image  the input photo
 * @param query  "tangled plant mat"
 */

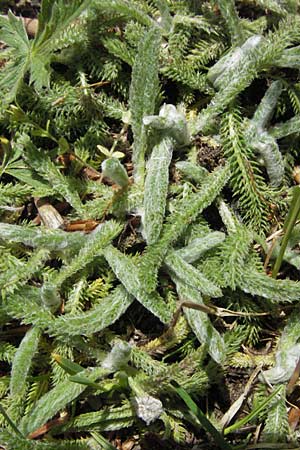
xmin=1 ymin=0 xmax=300 ymax=449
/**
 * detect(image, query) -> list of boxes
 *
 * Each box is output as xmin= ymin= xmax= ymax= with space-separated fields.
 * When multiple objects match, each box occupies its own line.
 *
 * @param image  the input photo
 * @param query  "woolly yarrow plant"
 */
xmin=1 ymin=0 xmax=300 ymax=449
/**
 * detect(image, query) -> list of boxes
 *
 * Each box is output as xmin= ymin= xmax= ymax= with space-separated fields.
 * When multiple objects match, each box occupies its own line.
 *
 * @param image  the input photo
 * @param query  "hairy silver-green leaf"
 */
xmin=261 ymin=384 xmax=289 ymax=444
xmin=165 ymin=251 xmax=222 ymax=297
xmin=0 ymin=223 xmax=87 ymax=253
xmin=193 ymin=17 xmax=300 ymax=132
xmin=41 ymin=220 xmax=122 ymax=310
xmin=10 ymin=327 xmax=41 ymax=397
xmin=3 ymin=286 xmax=55 ymax=328
xmin=276 ymin=45 xmax=300 ymax=69
xmin=142 ymin=104 xmax=190 ymax=243
xmin=245 ymin=81 xmax=284 ymax=186
xmin=50 ymin=286 xmax=133 ymax=337
xmin=0 ymin=430 xmax=93 ymax=450
xmin=139 ymin=164 xmax=230 ymax=293
xmin=102 ymin=340 xmax=132 ymax=371
xmin=103 ymin=245 xmax=172 ymax=323
xmin=251 ymin=80 xmax=283 ymax=129
xmin=45 ymin=220 xmax=123 ymax=290
xmin=261 ymin=313 xmax=300 ymax=384
xmin=174 ymin=279 xmax=225 ymax=364
xmin=175 ymin=161 xmax=208 ymax=184
xmin=101 ymin=158 xmax=129 ymax=188
xmin=20 ymin=367 xmax=106 ymax=435
xmin=240 ymin=268 xmax=300 ymax=302
xmin=218 ymin=200 xmax=238 ymax=234
xmin=252 ymin=132 xmax=283 ymax=187
xmin=143 ymin=136 xmax=173 ymax=244
xmin=176 ymin=232 xmax=225 ymax=263
xmin=143 ymin=104 xmax=190 ymax=147
xmin=207 ymin=35 xmax=262 ymax=89
xmin=129 ymin=27 xmax=161 ymax=185
xmin=270 ymin=114 xmax=300 ymax=139
xmin=67 ymin=401 xmax=135 ymax=431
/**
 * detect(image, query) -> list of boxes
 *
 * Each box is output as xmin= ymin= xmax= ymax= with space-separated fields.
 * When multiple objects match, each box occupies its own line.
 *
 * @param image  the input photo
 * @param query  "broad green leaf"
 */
xmin=31 ymin=0 xmax=90 ymax=89
xmin=0 ymin=12 xmax=30 ymax=102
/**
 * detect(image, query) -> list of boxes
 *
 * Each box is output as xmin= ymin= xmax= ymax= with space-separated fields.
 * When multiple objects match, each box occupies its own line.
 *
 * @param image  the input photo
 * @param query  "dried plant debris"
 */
xmin=1 ymin=1 xmax=300 ymax=449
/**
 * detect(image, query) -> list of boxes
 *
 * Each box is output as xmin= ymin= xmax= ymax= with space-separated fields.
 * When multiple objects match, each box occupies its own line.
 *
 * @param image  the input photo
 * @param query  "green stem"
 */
xmin=224 ymin=385 xmax=282 ymax=435
xmin=0 ymin=403 xmax=25 ymax=438
xmin=171 ymin=382 xmax=232 ymax=450
xmin=272 ymin=186 xmax=300 ymax=278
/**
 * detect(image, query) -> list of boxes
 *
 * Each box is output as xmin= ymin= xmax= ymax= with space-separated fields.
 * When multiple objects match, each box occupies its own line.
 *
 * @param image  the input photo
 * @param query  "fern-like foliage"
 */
xmin=20 ymin=135 xmax=84 ymax=214
xmin=220 ymin=108 xmax=269 ymax=230
xmin=214 ymin=0 xmax=244 ymax=44
xmin=260 ymin=384 xmax=289 ymax=444
xmin=65 ymin=400 xmax=135 ymax=431
xmin=0 ymin=182 xmax=32 ymax=206
xmin=215 ymin=224 xmax=254 ymax=289
xmin=0 ymin=248 xmax=50 ymax=295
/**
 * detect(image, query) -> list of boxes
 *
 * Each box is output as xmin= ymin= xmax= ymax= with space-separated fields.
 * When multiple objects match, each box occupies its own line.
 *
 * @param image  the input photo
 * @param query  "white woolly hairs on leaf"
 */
xmin=245 ymin=80 xmax=284 ymax=186
xmin=254 ymin=132 xmax=284 ymax=187
xmin=143 ymin=103 xmax=190 ymax=147
xmin=260 ymin=312 xmax=300 ymax=384
xmin=208 ymin=35 xmax=263 ymax=89
xmin=142 ymin=137 xmax=173 ymax=244
xmin=142 ymin=104 xmax=190 ymax=244
xmin=133 ymin=395 xmax=164 ymax=425
xmin=128 ymin=376 xmax=163 ymax=425
xmin=101 ymin=341 xmax=132 ymax=371
xmin=101 ymin=158 xmax=129 ymax=187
